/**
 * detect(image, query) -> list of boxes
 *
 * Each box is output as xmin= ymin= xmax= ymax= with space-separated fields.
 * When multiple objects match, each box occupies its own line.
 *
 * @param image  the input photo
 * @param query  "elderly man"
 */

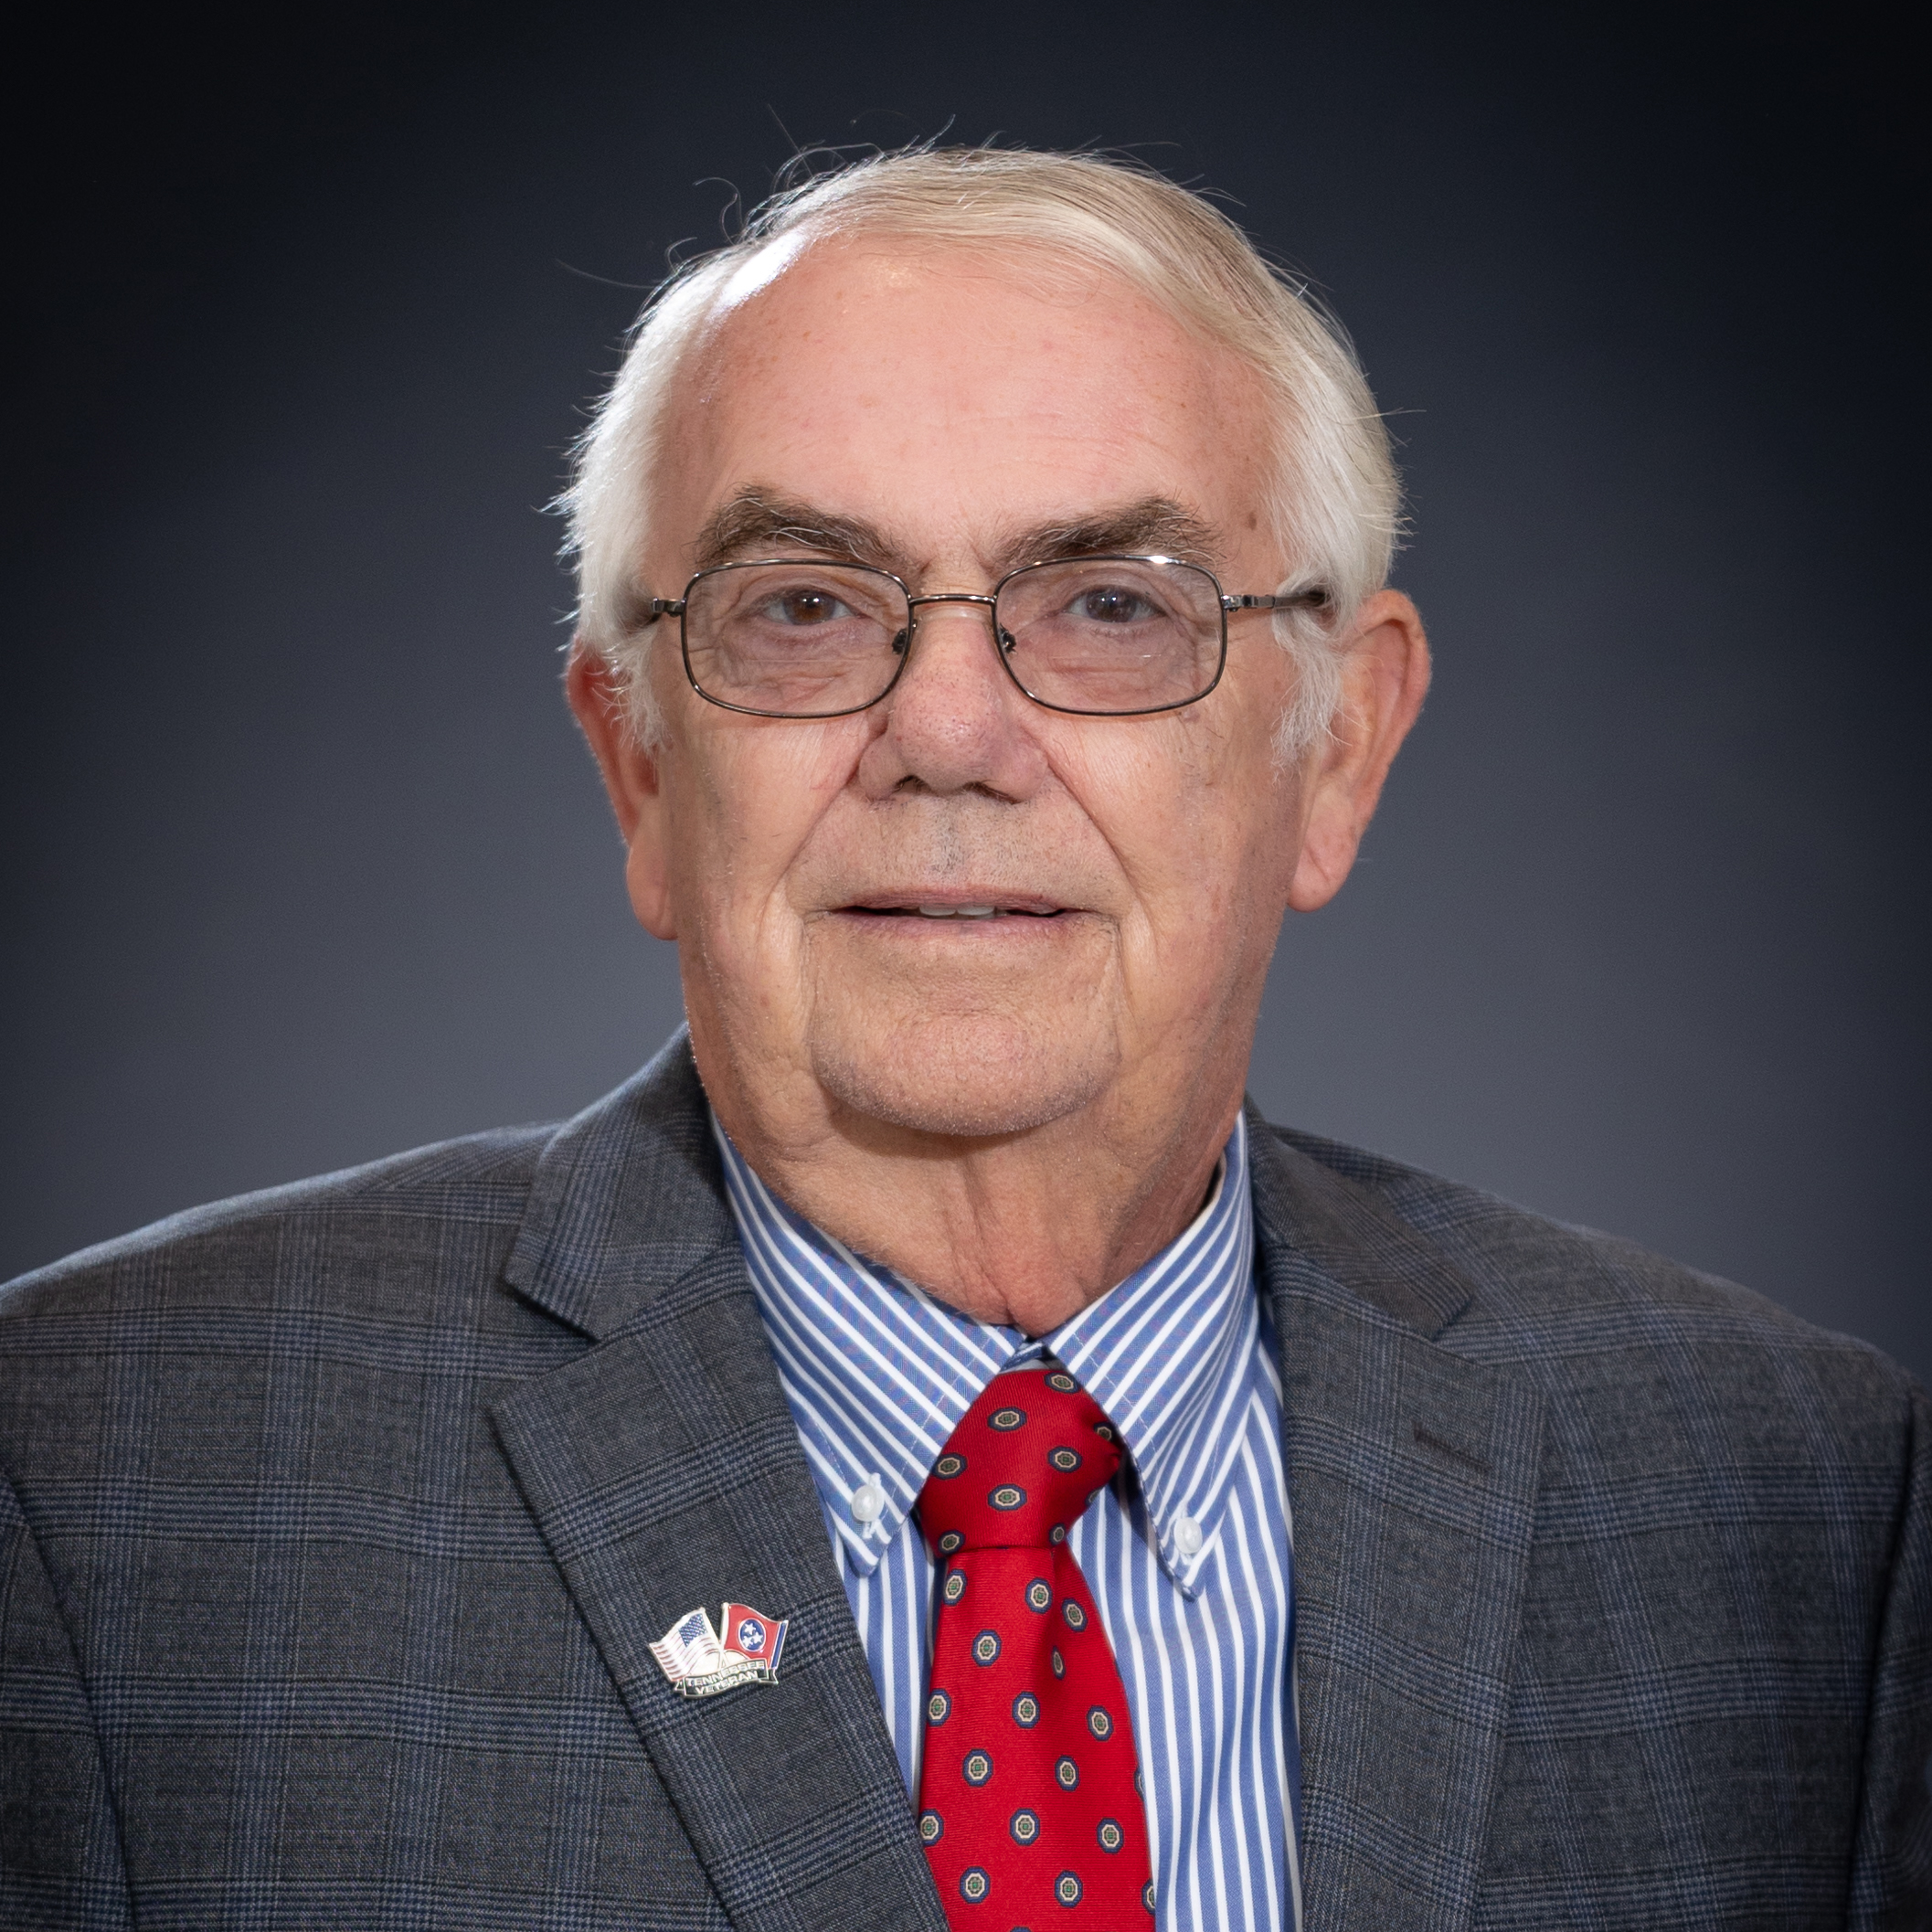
xmin=2 ymin=149 xmax=1927 ymax=1930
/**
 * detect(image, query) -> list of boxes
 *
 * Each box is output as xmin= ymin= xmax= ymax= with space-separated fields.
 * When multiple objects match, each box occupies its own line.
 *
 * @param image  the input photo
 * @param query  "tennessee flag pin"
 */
xmin=651 ymin=1601 xmax=789 ymax=1698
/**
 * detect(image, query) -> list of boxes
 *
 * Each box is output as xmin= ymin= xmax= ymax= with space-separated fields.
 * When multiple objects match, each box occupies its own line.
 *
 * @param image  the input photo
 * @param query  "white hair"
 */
xmin=560 ymin=147 xmax=1402 ymax=757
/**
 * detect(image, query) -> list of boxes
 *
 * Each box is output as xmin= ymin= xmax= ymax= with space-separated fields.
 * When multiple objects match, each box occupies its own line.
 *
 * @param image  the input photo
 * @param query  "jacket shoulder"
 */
xmin=1264 ymin=1120 xmax=1917 ymax=1415
xmin=0 ymin=1124 xmax=557 ymax=1328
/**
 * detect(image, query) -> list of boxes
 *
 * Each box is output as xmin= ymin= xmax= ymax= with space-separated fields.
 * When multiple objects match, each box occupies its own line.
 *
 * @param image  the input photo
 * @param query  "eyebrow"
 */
xmin=689 ymin=488 xmax=1227 ymax=580
xmin=995 ymin=502 xmax=1225 ymax=575
xmin=691 ymin=491 xmax=897 ymax=572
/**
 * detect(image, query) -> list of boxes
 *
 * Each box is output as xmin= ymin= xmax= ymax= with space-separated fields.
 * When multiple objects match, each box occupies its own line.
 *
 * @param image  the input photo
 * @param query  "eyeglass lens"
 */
xmin=682 ymin=557 xmax=1226 ymax=718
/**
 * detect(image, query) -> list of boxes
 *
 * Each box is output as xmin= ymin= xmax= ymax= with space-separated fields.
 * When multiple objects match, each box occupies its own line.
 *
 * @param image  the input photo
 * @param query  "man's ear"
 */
xmin=1287 ymin=589 xmax=1431 ymax=913
xmin=564 ymin=640 xmax=677 ymax=940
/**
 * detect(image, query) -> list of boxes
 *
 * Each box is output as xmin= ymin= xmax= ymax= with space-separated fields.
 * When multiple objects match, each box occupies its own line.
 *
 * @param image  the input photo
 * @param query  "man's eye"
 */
xmin=763 ymin=590 xmax=850 ymax=625
xmin=1075 ymin=587 xmax=1156 ymax=623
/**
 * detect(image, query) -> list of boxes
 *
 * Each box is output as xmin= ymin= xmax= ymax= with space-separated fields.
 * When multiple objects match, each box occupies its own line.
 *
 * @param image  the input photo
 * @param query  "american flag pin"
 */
xmin=650 ymin=1602 xmax=789 ymax=1698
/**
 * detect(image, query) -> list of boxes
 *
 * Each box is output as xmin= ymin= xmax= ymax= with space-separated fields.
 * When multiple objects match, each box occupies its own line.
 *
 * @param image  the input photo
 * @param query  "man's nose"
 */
xmin=855 ymin=599 xmax=1049 ymax=801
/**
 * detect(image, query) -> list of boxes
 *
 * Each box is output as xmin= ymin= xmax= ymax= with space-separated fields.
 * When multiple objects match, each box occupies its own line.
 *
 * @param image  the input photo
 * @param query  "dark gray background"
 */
xmin=5 ymin=5 xmax=1926 ymax=1376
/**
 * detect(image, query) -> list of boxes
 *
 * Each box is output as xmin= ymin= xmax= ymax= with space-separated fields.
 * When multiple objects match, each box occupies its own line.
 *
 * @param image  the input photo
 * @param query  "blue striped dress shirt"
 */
xmin=715 ymin=1112 xmax=1302 ymax=1932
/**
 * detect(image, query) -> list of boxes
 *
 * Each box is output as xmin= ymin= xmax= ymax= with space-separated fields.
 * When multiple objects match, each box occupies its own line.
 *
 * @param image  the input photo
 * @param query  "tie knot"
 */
xmin=916 ymin=1367 xmax=1122 ymax=1556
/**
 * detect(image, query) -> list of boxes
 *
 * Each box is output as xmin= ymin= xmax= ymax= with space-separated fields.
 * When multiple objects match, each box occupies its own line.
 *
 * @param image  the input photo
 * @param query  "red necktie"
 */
xmin=915 ymin=1366 xmax=1155 ymax=1926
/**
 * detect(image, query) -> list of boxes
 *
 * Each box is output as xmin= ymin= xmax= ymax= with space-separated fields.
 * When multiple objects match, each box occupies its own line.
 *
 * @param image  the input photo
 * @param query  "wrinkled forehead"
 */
xmin=652 ymin=232 xmax=1273 ymax=572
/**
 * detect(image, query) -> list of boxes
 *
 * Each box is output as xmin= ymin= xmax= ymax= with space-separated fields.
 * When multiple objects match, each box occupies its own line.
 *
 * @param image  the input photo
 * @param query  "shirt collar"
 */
xmin=1047 ymin=1113 xmax=1258 ymax=1592
xmin=717 ymin=1113 xmax=1258 ymax=1598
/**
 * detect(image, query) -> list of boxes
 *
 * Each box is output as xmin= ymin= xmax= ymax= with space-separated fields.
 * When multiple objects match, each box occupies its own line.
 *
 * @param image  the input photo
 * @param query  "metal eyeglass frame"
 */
xmin=635 ymin=554 xmax=1332 ymax=720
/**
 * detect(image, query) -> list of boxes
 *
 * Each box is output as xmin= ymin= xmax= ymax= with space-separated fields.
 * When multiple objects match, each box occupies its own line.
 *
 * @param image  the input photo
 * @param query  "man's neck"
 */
xmin=701 ymin=1064 xmax=1245 ymax=1335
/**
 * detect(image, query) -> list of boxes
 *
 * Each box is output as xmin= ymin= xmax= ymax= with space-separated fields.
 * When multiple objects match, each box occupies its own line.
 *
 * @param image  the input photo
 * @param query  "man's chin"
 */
xmin=809 ymin=1021 xmax=1118 ymax=1144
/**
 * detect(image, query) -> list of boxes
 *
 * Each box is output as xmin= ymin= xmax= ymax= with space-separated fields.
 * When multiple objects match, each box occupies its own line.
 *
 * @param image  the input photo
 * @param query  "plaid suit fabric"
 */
xmin=2 ymin=1034 xmax=1927 ymax=1928
xmin=0 ymin=1116 xmax=744 ymax=1930
xmin=1252 ymin=1115 xmax=1932 ymax=1929
xmin=0 ymin=1042 xmax=939 ymax=1932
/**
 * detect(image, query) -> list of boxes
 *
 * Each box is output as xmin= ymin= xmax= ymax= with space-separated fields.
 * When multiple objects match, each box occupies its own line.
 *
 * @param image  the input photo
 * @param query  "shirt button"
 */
xmin=851 ymin=1481 xmax=886 ymax=1524
xmin=1172 ymin=1513 xmax=1204 ymax=1556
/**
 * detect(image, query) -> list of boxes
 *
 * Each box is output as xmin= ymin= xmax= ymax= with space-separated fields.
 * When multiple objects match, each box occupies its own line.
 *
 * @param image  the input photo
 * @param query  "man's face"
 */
xmin=607 ymin=240 xmax=1324 ymax=1153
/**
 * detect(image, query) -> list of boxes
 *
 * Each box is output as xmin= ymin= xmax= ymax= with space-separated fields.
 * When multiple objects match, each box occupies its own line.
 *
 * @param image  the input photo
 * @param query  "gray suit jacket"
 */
xmin=3 ymin=1035 xmax=1927 ymax=1928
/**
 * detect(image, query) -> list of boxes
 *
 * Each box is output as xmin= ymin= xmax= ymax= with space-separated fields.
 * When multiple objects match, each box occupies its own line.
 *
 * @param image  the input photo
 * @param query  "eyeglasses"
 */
xmin=636 ymin=555 xmax=1328 ymax=720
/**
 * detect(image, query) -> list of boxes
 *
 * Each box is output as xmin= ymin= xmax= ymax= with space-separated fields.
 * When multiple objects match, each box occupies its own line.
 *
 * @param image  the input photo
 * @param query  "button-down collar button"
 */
xmin=1172 ymin=1513 xmax=1204 ymax=1557
xmin=851 ymin=1481 xmax=886 ymax=1523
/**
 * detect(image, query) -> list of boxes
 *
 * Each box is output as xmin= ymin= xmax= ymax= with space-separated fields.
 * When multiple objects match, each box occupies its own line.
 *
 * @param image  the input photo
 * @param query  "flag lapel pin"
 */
xmin=651 ymin=1601 xmax=790 ymax=1698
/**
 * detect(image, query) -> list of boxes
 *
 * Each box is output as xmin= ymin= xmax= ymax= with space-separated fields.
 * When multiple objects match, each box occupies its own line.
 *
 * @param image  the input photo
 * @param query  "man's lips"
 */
xmin=833 ymin=894 xmax=1073 ymax=920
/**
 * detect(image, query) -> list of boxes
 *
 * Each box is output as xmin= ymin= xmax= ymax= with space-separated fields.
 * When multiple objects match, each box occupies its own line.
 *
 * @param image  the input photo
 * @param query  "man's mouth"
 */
xmin=842 ymin=899 xmax=1067 ymax=920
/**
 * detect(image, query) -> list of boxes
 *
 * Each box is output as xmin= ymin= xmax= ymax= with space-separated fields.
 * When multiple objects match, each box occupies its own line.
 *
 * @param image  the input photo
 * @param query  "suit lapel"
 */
xmin=1247 ymin=1110 xmax=1548 ymax=1932
xmin=492 ymin=1038 xmax=945 ymax=1932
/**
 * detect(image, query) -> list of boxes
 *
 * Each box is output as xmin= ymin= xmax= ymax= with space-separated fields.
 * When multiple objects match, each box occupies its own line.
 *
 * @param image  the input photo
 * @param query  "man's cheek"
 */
xmin=707 ymin=733 xmax=861 ymax=854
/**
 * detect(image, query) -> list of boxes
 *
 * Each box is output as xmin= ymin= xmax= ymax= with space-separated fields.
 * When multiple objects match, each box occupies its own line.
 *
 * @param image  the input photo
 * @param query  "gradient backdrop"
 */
xmin=5 ymin=5 xmax=1926 ymax=1379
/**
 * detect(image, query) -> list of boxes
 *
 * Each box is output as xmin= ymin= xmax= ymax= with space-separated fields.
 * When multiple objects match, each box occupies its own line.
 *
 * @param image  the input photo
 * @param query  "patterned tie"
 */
xmin=915 ymin=1365 xmax=1155 ymax=1926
